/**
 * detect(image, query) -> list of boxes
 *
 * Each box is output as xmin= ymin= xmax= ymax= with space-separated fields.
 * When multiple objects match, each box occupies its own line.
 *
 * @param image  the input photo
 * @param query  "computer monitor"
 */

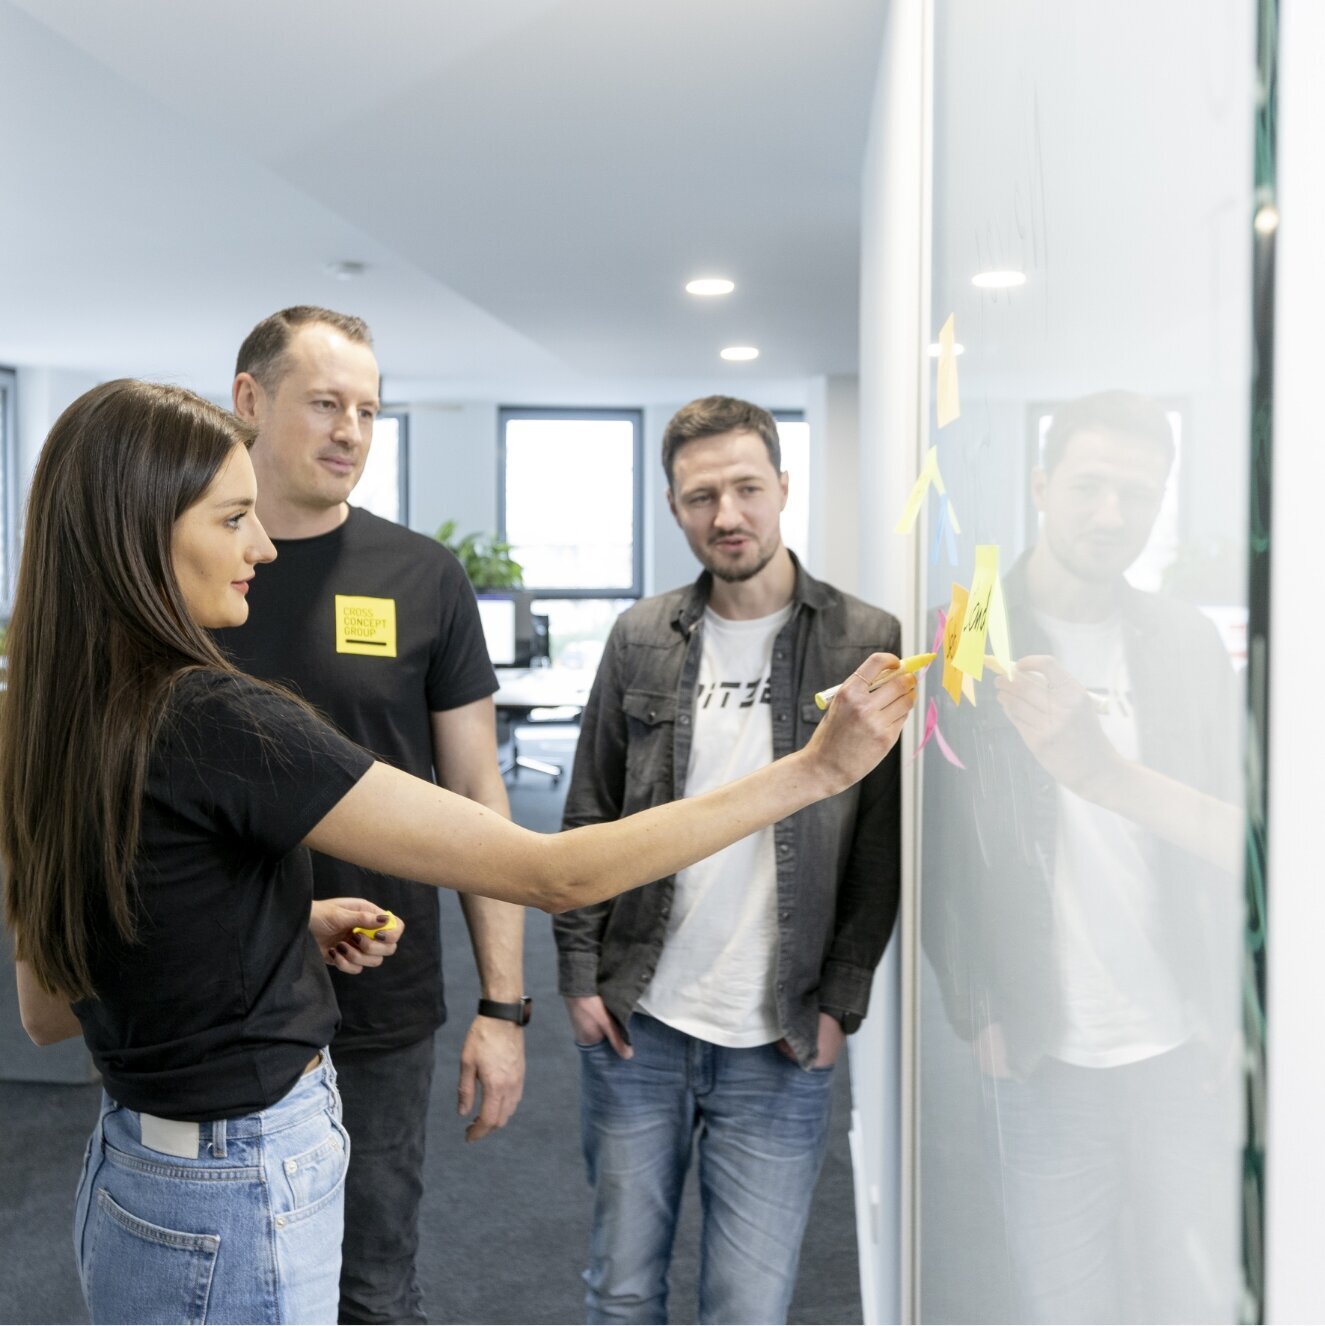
xmin=476 ymin=592 xmax=538 ymax=667
xmin=475 ymin=595 xmax=518 ymax=667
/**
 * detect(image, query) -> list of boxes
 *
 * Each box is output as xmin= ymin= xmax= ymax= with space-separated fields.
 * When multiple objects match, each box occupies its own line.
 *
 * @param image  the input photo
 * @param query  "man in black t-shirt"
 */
xmin=215 ymin=306 xmax=527 ymax=1326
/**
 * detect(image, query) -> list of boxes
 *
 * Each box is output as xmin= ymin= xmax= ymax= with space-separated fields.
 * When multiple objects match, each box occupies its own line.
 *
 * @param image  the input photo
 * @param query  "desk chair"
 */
xmin=505 ymin=704 xmax=581 ymax=787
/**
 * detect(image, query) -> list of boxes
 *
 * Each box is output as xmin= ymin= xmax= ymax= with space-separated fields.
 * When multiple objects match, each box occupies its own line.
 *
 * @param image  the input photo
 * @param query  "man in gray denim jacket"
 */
xmin=554 ymin=395 xmax=901 ymax=1324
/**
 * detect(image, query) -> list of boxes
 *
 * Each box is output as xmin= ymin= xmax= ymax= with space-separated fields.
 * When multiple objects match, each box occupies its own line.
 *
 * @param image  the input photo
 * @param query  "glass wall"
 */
xmin=914 ymin=3 xmax=1255 ymax=1320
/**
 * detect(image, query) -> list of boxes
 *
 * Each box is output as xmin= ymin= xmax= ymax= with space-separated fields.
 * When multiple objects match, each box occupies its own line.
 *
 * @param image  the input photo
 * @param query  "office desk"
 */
xmin=494 ymin=667 xmax=592 ymax=785
xmin=494 ymin=665 xmax=593 ymax=712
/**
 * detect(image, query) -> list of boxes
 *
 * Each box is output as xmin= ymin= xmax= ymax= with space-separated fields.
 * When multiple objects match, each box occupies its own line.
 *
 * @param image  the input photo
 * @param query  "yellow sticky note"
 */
xmin=893 ymin=446 xmax=939 ymax=534
xmin=942 ymin=583 xmax=969 ymax=706
xmin=962 ymin=673 xmax=977 ymax=706
xmin=928 ymin=447 xmax=947 ymax=497
xmin=954 ymin=545 xmax=999 ymax=680
xmin=335 ymin=595 xmax=398 ymax=658
xmin=936 ymin=314 xmax=960 ymax=428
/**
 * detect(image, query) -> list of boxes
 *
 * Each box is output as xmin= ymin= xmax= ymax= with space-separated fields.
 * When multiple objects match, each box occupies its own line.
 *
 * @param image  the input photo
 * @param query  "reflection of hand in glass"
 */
xmin=994 ymin=655 xmax=1123 ymax=797
xmin=998 ymin=652 xmax=1238 ymax=871
xmin=973 ymin=1020 xmax=1013 ymax=1079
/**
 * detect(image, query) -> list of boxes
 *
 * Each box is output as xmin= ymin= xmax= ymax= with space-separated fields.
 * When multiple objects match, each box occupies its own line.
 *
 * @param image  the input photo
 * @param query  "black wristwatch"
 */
xmin=477 ymin=996 xmax=533 ymax=1027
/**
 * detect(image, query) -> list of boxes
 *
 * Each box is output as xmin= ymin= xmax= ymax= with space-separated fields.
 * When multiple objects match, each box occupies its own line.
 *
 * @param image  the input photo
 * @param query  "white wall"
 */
xmin=405 ymin=402 xmax=499 ymax=540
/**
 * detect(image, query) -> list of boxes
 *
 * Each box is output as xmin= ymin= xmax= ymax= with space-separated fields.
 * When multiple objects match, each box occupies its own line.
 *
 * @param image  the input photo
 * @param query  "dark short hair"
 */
xmin=661 ymin=395 xmax=782 ymax=489
xmin=234 ymin=306 xmax=374 ymax=392
xmin=1042 ymin=390 xmax=1175 ymax=474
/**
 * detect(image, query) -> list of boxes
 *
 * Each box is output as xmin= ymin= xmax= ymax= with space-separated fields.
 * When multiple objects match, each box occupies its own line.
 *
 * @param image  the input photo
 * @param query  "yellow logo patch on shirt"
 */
xmin=335 ymin=595 xmax=397 ymax=658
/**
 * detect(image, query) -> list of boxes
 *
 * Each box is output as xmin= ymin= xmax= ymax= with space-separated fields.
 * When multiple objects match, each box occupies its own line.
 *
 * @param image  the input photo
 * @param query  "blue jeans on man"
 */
xmin=578 ymin=1013 xmax=835 ymax=1325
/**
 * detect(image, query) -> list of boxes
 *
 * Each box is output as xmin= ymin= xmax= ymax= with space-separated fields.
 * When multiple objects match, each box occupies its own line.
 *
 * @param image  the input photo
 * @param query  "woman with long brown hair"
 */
xmin=1 ymin=380 xmax=914 ymax=1324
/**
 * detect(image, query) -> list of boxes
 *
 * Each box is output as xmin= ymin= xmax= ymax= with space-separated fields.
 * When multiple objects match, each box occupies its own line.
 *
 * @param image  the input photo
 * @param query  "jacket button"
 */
xmin=679 ymin=714 xmax=690 ymax=725
xmin=776 ymin=713 xmax=787 ymax=723
xmin=779 ymin=911 xmax=790 ymax=921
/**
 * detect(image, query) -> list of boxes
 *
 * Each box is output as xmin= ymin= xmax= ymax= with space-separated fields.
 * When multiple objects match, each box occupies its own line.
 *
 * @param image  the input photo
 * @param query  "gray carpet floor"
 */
xmin=0 ymin=732 xmax=862 ymax=1325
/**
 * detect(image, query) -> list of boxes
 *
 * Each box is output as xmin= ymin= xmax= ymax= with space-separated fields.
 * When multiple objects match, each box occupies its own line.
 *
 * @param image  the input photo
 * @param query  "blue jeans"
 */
xmin=579 ymin=1013 xmax=836 ymax=1325
xmin=987 ymin=1042 xmax=1242 ymax=1323
xmin=73 ymin=1052 xmax=348 ymax=1325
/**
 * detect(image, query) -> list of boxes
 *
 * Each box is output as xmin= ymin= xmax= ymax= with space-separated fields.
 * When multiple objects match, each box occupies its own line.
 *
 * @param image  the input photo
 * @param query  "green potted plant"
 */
xmin=434 ymin=520 xmax=524 ymax=591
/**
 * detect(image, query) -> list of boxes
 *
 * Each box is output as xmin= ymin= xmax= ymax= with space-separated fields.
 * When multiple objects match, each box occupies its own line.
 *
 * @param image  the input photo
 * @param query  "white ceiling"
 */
xmin=0 ymin=0 xmax=886 ymax=404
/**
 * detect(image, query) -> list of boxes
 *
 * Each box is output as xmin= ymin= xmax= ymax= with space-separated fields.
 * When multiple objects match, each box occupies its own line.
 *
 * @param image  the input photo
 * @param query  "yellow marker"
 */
xmin=352 ymin=910 xmax=399 ymax=940
xmin=815 ymin=653 xmax=937 ymax=710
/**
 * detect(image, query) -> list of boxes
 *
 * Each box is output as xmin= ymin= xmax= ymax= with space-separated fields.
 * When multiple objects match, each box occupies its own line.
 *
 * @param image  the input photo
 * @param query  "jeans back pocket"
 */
xmin=85 ymin=1188 xmax=219 ymax=1325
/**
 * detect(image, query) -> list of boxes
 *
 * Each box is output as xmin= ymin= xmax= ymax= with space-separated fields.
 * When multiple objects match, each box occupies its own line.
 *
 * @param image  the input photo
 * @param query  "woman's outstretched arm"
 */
xmin=305 ymin=654 xmax=916 ymax=914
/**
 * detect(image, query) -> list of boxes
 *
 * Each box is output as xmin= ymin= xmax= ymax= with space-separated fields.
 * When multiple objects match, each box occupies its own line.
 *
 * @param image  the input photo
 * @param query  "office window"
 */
xmin=529 ymin=596 xmax=636 ymax=672
xmin=1 ymin=367 xmax=15 ymax=615
xmin=352 ymin=411 xmax=408 ymax=525
xmin=499 ymin=408 xmax=643 ymax=598
xmin=773 ymin=412 xmax=810 ymax=560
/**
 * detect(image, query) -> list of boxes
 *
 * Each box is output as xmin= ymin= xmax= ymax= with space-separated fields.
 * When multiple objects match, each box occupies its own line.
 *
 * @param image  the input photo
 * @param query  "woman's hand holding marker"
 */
xmin=802 ymin=651 xmax=920 ymax=795
xmin=814 ymin=652 xmax=938 ymax=711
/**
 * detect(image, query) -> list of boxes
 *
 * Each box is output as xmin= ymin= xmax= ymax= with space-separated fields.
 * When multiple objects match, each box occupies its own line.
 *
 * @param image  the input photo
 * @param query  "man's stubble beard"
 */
xmin=702 ymin=539 xmax=780 ymax=584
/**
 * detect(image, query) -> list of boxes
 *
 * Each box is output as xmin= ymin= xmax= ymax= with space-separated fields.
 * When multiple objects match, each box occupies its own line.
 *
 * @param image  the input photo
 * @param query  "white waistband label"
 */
xmin=139 ymin=1114 xmax=200 ymax=1158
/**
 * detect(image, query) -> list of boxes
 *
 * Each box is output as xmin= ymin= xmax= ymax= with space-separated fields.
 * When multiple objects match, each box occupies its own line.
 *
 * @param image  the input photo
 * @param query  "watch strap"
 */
xmin=477 ymin=996 xmax=532 ymax=1026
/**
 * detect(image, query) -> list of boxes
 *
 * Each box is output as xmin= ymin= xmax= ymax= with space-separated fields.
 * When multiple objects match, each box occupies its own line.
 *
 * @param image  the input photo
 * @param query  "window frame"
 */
xmin=497 ymin=405 xmax=644 ymax=599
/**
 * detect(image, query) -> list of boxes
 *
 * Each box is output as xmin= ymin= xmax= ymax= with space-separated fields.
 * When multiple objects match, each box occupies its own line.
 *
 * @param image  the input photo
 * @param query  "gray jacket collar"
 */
xmin=671 ymin=550 xmax=832 ymax=633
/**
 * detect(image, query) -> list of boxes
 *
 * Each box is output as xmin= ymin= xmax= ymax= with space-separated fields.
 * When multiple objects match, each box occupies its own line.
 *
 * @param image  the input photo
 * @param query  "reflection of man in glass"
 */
xmin=924 ymin=390 xmax=1243 ymax=1323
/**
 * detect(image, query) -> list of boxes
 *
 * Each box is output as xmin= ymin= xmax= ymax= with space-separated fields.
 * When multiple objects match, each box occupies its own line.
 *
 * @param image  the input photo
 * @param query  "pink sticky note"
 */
xmin=930 ymin=608 xmax=947 ymax=658
xmin=911 ymin=697 xmax=966 ymax=769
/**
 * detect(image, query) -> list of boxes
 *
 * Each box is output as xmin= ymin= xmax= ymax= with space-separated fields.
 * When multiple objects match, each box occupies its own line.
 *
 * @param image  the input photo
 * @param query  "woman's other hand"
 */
xmin=308 ymin=898 xmax=404 ymax=974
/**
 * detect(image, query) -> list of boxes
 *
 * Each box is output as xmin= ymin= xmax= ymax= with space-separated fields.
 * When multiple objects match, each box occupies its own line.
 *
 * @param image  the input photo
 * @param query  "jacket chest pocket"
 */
xmin=622 ymin=690 xmax=678 ymax=790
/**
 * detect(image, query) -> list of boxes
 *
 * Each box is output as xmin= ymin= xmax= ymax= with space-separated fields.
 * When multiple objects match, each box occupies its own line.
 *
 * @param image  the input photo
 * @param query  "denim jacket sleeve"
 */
xmin=817 ymin=610 xmax=903 ymax=1022
xmin=552 ymin=619 xmax=630 ymax=997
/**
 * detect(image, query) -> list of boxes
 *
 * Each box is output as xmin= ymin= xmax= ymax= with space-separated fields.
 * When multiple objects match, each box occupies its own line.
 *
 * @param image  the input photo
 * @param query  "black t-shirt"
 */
xmin=73 ymin=671 xmax=373 ymax=1121
xmin=214 ymin=506 xmax=498 ymax=1051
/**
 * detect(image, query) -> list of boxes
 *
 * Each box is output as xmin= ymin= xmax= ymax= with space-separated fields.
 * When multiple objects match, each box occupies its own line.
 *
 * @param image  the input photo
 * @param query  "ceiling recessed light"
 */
xmin=927 ymin=342 xmax=966 ymax=358
xmin=720 ymin=346 xmax=759 ymax=362
xmin=686 ymin=277 xmax=736 ymax=296
xmin=971 ymin=269 xmax=1026 ymax=290
xmin=324 ymin=259 xmax=367 ymax=281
